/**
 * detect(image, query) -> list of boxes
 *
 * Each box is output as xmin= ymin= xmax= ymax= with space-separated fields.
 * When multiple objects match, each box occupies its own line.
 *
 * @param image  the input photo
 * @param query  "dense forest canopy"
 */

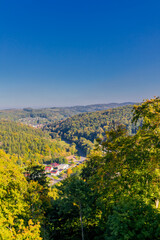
xmin=44 ymin=105 xmax=141 ymax=154
xmin=0 ymin=120 xmax=75 ymax=165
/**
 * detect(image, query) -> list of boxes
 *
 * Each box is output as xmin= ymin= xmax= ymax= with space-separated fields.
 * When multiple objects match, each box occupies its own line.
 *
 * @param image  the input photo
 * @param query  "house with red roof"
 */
xmin=45 ymin=166 xmax=53 ymax=172
xmin=51 ymin=170 xmax=60 ymax=176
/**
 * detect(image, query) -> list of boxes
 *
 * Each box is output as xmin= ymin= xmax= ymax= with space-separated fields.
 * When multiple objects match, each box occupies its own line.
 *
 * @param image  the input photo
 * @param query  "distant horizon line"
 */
xmin=0 ymin=101 xmax=138 ymax=111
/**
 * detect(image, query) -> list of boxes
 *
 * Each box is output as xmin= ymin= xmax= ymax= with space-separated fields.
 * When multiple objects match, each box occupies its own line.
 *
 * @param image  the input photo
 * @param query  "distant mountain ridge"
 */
xmin=65 ymin=102 xmax=136 ymax=112
xmin=0 ymin=102 xmax=136 ymax=111
xmin=0 ymin=102 xmax=137 ymax=123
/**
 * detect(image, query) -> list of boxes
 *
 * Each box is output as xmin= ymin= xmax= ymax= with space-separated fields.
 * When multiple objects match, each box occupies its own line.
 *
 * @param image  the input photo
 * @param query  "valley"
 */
xmin=0 ymin=98 xmax=159 ymax=240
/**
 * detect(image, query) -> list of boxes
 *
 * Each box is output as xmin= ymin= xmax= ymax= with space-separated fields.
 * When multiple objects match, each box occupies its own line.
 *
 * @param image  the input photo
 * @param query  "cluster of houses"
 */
xmin=45 ymin=162 xmax=69 ymax=176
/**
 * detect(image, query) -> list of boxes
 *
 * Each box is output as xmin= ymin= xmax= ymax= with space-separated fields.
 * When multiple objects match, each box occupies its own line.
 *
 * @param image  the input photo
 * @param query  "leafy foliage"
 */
xmin=105 ymin=199 xmax=160 ymax=240
xmin=0 ymin=150 xmax=42 ymax=239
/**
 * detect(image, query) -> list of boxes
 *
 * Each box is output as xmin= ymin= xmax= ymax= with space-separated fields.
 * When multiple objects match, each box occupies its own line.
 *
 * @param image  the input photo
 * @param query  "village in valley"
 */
xmin=44 ymin=155 xmax=86 ymax=185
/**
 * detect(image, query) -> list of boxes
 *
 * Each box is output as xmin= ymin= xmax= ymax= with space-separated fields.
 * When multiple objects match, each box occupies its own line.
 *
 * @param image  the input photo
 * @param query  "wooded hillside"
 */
xmin=0 ymin=120 xmax=74 ymax=165
xmin=45 ymin=105 xmax=141 ymax=154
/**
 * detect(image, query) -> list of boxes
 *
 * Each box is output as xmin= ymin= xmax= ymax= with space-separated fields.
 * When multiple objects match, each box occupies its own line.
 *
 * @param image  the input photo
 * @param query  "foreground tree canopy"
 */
xmin=0 ymin=150 xmax=42 ymax=239
xmin=49 ymin=97 xmax=160 ymax=240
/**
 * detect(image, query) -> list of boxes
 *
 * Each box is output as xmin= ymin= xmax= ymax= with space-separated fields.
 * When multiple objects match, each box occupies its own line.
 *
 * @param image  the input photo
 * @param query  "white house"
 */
xmin=51 ymin=170 xmax=60 ymax=176
xmin=58 ymin=164 xmax=69 ymax=170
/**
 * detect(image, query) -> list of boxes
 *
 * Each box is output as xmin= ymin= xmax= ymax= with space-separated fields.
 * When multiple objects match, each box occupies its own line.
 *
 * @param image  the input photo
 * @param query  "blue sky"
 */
xmin=0 ymin=0 xmax=160 ymax=108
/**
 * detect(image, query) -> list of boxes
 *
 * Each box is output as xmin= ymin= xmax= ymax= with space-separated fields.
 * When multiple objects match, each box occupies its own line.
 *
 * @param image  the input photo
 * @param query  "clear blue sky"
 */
xmin=0 ymin=0 xmax=160 ymax=108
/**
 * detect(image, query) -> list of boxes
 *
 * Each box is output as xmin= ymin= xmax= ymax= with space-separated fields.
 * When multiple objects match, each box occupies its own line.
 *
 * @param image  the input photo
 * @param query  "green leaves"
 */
xmin=133 ymin=97 xmax=160 ymax=130
xmin=80 ymin=97 xmax=160 ymax=239
xmin=0 ymin=150 xmax=42 ymax=239
xmin=105 ymin=199 xmax=160 ymax=240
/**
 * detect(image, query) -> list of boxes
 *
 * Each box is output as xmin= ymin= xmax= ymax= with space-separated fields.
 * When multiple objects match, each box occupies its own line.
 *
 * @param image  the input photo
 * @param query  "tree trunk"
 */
xmin=155 ymin=199 xmax=159 ymax=208
xmin=79 ymin=202 xmax=84 ymax=240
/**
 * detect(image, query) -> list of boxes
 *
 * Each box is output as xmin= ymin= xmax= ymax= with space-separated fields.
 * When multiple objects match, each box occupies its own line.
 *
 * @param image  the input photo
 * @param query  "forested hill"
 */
xmin=44 ymin=105 xmax=141 ymax=155
xmin=0 ymin=102 xmax=136 ymax=125
xmin=62 ymin=102 xmax=135 ymax=112
xmin=0 ymin=120 xmax=74 ymax=165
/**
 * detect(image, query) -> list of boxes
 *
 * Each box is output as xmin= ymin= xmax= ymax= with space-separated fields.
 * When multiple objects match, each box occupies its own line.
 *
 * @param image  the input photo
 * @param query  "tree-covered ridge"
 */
xmin=0 ymin=102 xmax=135 ymax=125
xmin=0 ymin=120 xmax=73 ymax=164
xmin=45 ymin=105 xmax=141 ymax=154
